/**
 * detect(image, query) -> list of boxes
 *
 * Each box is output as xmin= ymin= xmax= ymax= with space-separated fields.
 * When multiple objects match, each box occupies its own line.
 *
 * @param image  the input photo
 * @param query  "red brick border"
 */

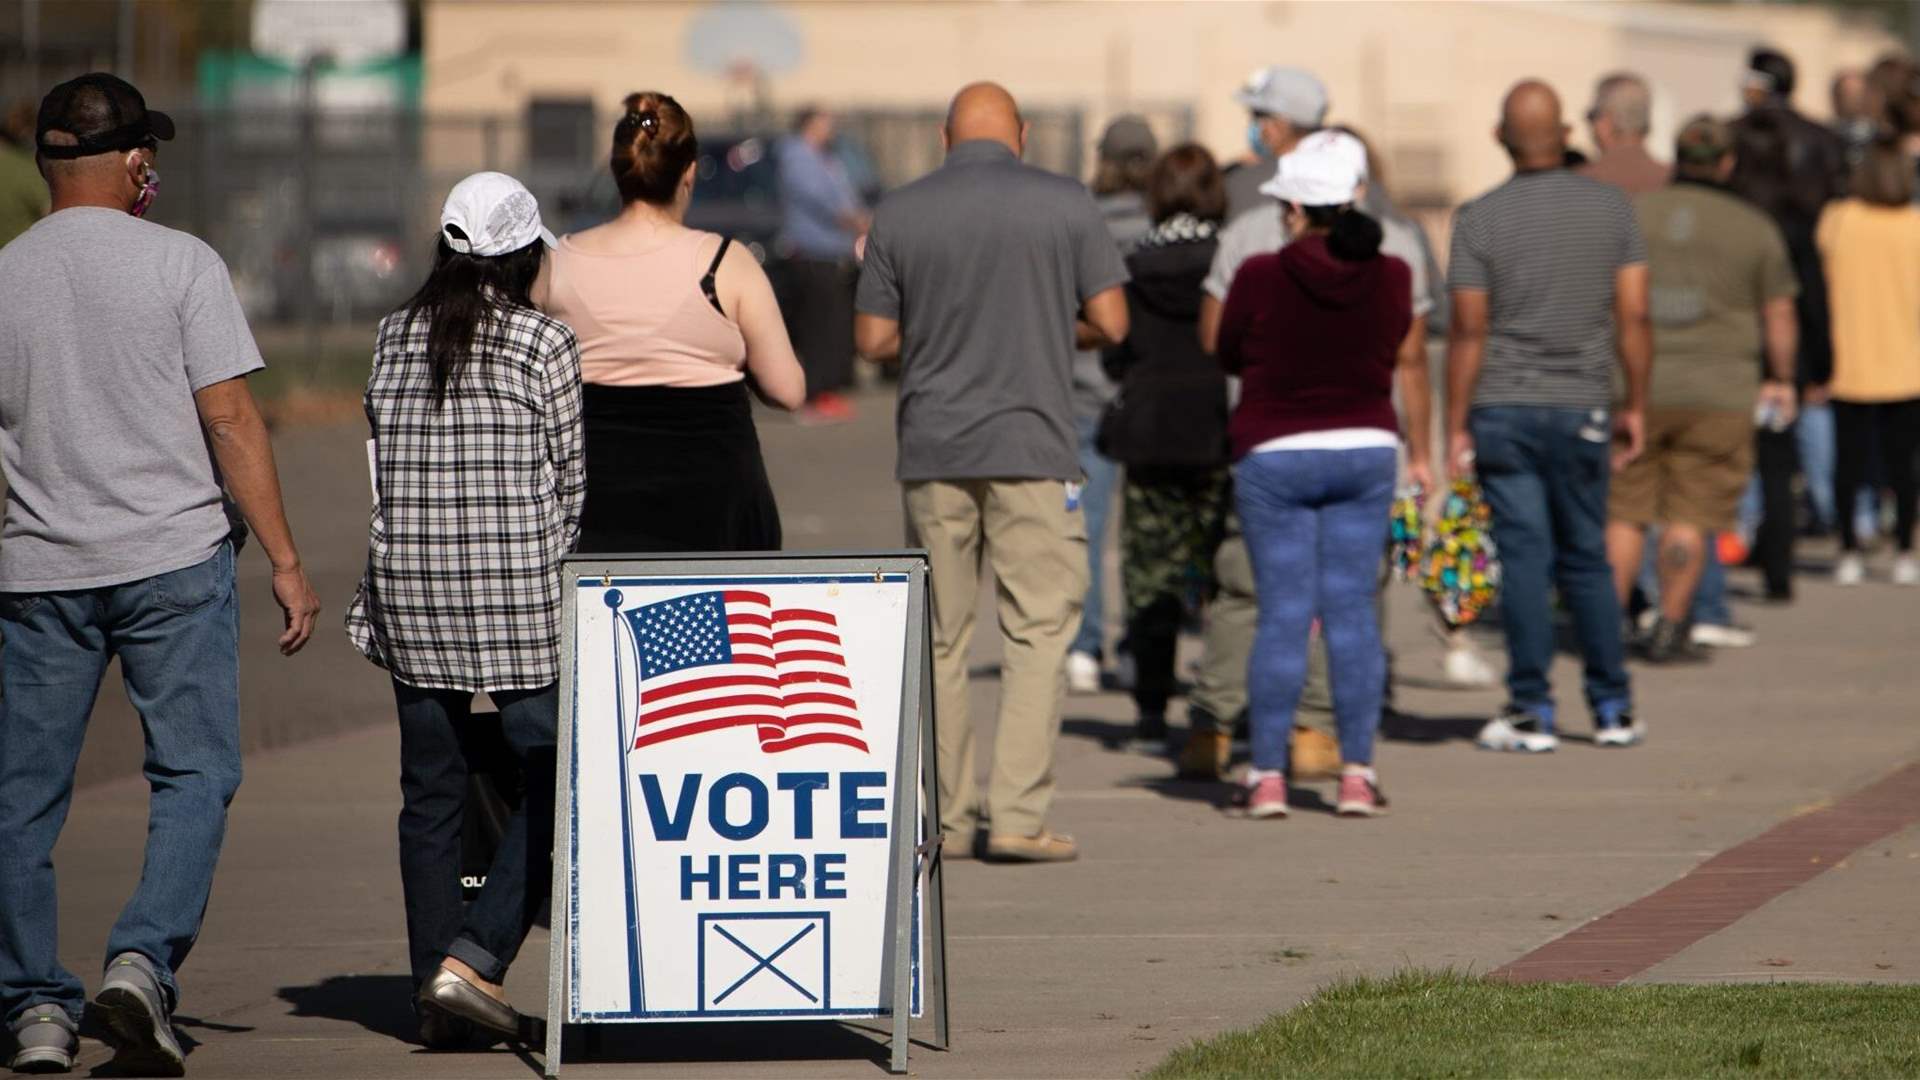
xmin=1493 ymin=762 xmax=1920 ymax=985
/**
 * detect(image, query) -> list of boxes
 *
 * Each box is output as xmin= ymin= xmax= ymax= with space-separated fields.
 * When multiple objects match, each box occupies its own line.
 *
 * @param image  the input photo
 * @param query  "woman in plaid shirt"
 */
xmin=345 ymin=173 xmax=583 ymax=1048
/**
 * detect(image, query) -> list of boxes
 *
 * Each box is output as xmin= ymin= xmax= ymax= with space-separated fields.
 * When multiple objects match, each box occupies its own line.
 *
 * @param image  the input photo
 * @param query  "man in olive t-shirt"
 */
xmin=1605 ymin=116 xmax=1798 ymax=661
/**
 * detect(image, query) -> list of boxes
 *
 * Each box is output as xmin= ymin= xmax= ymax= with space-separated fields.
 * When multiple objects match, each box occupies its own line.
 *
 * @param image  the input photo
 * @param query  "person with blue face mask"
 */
xmin=1221 ymin=65 xmax=1330 ymax=224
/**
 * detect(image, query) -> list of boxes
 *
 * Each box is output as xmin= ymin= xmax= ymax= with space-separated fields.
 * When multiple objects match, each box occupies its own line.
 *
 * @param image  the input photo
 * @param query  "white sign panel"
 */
xmin=252 ymin=0 xmax=407 ymax=65
xmin=563 ymin=570 xmax=921 ymax=1022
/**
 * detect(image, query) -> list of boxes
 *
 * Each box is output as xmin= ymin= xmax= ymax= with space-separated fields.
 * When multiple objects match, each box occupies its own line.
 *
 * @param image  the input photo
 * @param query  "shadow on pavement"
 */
xmin=1060 ymin=716 xmax=1143 ymax=750
xmin=277 ymin=975 xmax=418 ymax=1045
xmin=1380 ymin=709 xmax=1489 ymax=744
xmin=560 ymin=1020 xmax=913 ymax=1070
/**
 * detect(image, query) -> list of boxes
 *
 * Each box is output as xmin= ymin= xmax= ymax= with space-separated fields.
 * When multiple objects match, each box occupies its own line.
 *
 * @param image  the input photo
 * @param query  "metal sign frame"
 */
xmin=544 ymin=551 xmax=950 ymax=1076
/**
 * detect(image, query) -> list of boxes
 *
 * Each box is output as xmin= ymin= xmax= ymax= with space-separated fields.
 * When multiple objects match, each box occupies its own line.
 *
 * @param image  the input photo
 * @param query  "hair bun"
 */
xmin=611 ymin=90 xmax=697 ymax=207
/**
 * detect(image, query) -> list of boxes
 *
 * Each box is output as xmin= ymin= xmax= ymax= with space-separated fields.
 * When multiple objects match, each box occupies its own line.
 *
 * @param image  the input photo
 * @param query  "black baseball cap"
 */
xmin=36 ymin=73 xmax=175 ymax=160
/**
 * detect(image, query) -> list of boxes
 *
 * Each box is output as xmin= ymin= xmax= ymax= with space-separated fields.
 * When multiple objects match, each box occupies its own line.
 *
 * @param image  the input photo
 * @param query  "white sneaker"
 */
xmin=1894 ymin=556 xmax=1920 ymax=587
xmin=1475 ymin=712 xmax=1558 ymax=753
xmin=1065 ymin=651 xmax=1102 ymax=694
xmin=1690 ymin=622 xmax=1757 ymax=649
xmin=1441 ymin=644 xmax=1499 ymax=688
xmin=1835 ymin=554 xmax=1866 ymax=587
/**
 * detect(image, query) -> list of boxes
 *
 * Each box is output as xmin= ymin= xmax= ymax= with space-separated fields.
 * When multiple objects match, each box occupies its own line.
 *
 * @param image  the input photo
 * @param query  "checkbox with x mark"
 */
xmin=697 ymin=912 xmax=831 ymax=1013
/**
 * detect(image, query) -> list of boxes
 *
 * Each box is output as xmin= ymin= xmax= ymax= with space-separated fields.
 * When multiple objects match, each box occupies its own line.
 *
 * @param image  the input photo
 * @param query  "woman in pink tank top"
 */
xmin=536 ymin=91 xmax=805 ymax=553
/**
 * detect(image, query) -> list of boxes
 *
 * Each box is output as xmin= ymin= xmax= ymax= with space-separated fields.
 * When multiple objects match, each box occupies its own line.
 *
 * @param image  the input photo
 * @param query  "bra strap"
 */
xmin=700 ymin=236 xmax=732 ymax=316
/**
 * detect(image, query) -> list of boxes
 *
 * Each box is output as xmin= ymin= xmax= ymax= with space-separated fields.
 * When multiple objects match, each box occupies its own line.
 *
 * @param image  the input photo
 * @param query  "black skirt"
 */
xmin=575 ymin=381 xmax=782 ymax=555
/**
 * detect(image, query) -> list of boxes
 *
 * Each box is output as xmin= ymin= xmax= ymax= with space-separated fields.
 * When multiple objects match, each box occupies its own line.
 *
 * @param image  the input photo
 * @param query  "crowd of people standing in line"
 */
xmin=0 ymin=42 xmax=1916 ymax=1074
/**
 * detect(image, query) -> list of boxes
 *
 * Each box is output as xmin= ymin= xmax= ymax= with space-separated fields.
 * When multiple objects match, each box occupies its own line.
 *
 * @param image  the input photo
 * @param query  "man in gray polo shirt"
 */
xmin=855 ymin=82 xmax=1129 ymax=863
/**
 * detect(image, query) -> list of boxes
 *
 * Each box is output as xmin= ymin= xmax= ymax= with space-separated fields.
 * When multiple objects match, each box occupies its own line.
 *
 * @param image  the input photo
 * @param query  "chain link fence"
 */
xmin=136 ymin=100 xmax=1193 ymax=376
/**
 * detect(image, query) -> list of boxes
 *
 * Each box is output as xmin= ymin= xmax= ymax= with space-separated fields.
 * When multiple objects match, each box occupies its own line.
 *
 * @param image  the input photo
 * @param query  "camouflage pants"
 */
xmin=1122 ymin=468 xmax=1230 ymax=716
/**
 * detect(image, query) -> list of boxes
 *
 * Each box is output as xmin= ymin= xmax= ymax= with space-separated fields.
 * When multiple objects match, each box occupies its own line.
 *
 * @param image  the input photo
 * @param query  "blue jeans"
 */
xmin=0 ymin=544 xmax=241 ymax=1025
xmin=1071 ymin=412 xmax=1120 ymax=659
xmin=1796 ymin=401 xmax=1837 ymax=530
xmin=394 ymin=680 xmax=556 ymax=991
xmin=1235 ymin=447 xmax=1396 ymax=772
xmin=1470 ymin=407 xmax=1631 ymax=723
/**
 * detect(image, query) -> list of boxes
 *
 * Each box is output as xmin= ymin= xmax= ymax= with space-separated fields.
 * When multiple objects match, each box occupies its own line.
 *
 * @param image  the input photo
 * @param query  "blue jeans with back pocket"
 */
xmin=0 ymin=544 xmax=241 ymax=1025
xmin=1469 ymin=407 xmax=1632 ymax=721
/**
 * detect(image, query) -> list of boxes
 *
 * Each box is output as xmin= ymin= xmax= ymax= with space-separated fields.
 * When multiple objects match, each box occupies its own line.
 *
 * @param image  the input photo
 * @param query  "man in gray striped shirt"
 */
xmin=1445 ymin=79 xmax=1652 ymax=754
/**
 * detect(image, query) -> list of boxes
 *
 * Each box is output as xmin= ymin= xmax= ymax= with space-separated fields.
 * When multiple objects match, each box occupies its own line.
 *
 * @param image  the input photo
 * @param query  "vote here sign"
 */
xmin=562 ymin=570 xmax=923 ymax=1022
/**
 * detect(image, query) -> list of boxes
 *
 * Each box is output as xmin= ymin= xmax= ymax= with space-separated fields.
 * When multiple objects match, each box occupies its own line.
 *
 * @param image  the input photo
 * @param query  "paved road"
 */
xmin=42 ymin=388 xmax=1920 ymax=1077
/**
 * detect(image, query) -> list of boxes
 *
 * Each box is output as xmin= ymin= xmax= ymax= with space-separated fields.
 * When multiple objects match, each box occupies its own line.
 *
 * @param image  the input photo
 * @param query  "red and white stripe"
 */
xmin=768 ymin=606 xmax=869 ymax=754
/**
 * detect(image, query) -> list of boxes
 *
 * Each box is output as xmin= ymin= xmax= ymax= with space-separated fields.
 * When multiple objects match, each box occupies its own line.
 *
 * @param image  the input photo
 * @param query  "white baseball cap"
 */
xmin=1259 ymin=130 xmax=1369 ymax=206
xmin=1234 ymin=66 xmax=1330 ymax=127
xmin=439 ymin=171 xmax=556 ymax=257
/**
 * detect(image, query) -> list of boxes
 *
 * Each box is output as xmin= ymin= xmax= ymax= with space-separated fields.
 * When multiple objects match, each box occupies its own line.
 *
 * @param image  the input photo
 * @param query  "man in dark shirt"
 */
xmin=855 ymin=83 xmax=1129 ymax=863
xmin=1732 ymin=48 xmax=1849 ymax=601
xmin=1446 ymin=80 xmax=1651 ymax=754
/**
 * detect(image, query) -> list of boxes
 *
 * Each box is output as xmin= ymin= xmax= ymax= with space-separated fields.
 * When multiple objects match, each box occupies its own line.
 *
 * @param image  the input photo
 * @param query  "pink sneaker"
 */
xmin=1336 ymin=773 xmax=1389 ymax=817
xmin=1243 ymin=774 xmax=1289 ymax=819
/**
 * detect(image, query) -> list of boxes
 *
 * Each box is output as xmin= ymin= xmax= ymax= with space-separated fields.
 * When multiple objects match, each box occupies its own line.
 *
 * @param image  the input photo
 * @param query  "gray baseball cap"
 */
xmin=1097 ymin=114 xmax=1158 ymax=161
xmin=1235 ymin=65 xmax=1329 ymax=127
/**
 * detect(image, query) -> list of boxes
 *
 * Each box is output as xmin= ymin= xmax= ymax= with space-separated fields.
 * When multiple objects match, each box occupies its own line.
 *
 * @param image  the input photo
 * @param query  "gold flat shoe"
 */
xmin=417 ymin=967 xmax=523 ymax=1040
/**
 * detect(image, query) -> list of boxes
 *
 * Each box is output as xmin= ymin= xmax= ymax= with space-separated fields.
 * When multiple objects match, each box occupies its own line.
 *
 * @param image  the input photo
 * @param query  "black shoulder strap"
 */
xmin=700 ymin=236 xmax=732 ymax=317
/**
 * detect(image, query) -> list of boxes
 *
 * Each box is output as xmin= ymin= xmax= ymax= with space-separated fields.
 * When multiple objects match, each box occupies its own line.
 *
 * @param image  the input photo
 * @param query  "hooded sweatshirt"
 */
xmin=1216 ymin=232 xmax=1411 ymax=460
xmin=1098 ymin=214 xmax=1228 ymax=467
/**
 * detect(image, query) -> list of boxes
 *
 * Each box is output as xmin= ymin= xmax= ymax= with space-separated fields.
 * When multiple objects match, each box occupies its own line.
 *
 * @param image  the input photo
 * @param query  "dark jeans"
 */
xmin=0 ymin=545 xmax=240 ymax=1024
xmin=1234 ymin=447 xmax=1397 ymax=772
xmin=1470 ymin=407 xmax=1631 ymax=720
xmin=394 ymin=680 xmax=556 ymax=991
xmin=1835 ymin=398 xmax=1920 ymax=554
xmin=779 ymin=258 xmax=857 ymax=399
xmin=1753 ymin=425 xmax=1798 ymax=597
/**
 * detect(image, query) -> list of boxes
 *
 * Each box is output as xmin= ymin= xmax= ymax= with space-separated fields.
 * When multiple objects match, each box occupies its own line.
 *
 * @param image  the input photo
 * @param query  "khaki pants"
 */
xmin=905 ymin=479 xmax=1088 ymax=842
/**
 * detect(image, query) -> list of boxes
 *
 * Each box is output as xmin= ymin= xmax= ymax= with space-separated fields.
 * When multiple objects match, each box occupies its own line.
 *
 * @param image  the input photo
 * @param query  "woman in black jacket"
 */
xmin=1099 ymin=145 xmax=1230 ymax=749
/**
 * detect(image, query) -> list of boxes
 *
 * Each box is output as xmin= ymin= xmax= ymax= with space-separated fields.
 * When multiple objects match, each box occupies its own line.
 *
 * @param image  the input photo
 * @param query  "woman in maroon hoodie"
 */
xmin=1216 ymin=131 xmax=1430 ymax=820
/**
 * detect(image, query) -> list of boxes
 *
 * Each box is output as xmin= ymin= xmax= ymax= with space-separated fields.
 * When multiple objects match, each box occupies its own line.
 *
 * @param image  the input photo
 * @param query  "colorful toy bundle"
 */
xmin=1418 ymin=478 xmax=1501 ymax=628
xmin=1393 ymin=479 xmax=1505 ymax=626
xmin=1388 ymin=487 xmax=1424 ymax=582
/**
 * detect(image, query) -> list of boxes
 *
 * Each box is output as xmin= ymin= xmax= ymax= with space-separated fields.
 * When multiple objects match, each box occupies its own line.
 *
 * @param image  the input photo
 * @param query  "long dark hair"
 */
xmin=398 ymin=231 xmax=545 ymax=405
xmin=1300 ymin=204 xmax=1383 ymax=261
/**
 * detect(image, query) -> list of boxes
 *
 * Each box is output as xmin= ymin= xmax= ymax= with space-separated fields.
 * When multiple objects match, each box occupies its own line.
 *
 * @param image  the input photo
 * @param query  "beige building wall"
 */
xmin=423 ymin=0 xmax=1898 ymax=205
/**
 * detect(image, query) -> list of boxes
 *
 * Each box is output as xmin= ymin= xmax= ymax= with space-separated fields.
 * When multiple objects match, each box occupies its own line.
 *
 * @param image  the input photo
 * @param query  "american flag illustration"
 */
xmin=619 ymin=590 xmax=870 ymax=754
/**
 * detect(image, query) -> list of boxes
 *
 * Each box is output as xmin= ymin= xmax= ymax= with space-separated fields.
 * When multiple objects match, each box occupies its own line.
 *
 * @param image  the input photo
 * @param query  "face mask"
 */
xmin=1247 ymin=120 xmax=1269 ymax=159
xmin=131 ymin=165 xmax=159 ymax=218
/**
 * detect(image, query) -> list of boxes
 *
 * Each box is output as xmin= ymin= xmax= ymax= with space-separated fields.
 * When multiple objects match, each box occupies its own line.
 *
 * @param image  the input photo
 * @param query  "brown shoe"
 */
xmin=939 ymin=830 xmax=981 ymax=861
xmin=1290 ymin=726 xmax=1341 ymax=780
xmin=1178 ymin=730 xmax=1230 ymax=780
xmin=984 ymin=830 xmax=1079 ymax=863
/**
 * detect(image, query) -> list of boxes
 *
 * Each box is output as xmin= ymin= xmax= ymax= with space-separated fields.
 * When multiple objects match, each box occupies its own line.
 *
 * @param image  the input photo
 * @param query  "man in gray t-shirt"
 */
xmin=1445 ymin=80 xmax=1651 ymax=756
xmin=855 ymin=82 xmax=1128 ymax=864
xmin=0 ymin=74 xmax=318 ymax=1075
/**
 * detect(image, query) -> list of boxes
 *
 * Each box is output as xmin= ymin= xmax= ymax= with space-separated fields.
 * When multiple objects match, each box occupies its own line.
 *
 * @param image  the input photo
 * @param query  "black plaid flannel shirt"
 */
xmin=346 ymin=302 xmax=586 ymax=692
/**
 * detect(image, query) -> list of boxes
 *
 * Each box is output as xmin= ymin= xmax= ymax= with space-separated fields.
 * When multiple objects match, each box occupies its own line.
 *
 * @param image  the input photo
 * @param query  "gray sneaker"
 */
xmin=8 ymin=1005 xmax=77 ymax=1074
xmin=92 ymin=953 xmax=185 ymax=1078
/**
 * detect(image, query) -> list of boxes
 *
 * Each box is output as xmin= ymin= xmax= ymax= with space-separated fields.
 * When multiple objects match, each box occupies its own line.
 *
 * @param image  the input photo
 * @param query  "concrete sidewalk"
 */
xmin=33 ymin=391 xmax=1920 ymax=1077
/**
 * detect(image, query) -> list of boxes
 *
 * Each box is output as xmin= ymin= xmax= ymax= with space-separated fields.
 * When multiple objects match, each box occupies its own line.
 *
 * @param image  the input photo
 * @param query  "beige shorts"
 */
xmin=1609 ymin=407 xmax=1754 ymax=531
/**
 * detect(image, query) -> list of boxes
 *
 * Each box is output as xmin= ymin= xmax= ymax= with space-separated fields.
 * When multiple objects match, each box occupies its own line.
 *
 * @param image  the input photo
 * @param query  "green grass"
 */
xmin=1148 ymin=970 xmax=1920 ymax=1079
